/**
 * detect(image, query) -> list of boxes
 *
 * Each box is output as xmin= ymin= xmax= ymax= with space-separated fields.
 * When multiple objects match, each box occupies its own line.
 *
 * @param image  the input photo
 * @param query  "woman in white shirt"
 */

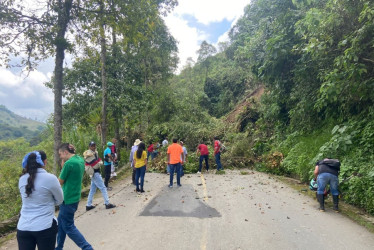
xmin=17 ymin=151 xmax=63 ymax=250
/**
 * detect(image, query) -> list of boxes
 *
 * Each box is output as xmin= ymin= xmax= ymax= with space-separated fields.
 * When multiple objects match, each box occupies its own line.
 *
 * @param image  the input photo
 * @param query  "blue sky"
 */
xmin=181 ymin=14 xmax=233 ymax=44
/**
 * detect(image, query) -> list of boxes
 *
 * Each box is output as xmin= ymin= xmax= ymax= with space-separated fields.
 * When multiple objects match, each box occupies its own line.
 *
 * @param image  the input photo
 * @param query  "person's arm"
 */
xmin=314 ymin=165 xmax=319 ymax=179
xmin=50 ymin=176 xmax=64 ymax=205
xmin=167 ymin=153 xmax=170 ymax=164
xmin=58 ymin=178 xmax=64 ymax=185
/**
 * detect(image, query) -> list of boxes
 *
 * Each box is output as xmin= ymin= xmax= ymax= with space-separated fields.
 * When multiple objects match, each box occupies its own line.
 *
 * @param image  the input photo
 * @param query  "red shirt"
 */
xmin=147 ymin=144 xmax=154 ymax=152
xmin=214 ymin=140 xmax=220 ymax=155
xmin=198 ymin=144 xmax=209 ymax=155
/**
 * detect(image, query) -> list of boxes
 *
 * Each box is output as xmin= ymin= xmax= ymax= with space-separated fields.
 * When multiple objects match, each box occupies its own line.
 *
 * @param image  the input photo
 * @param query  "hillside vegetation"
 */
xmin=1 ymin=0 xmax=374 ymax=227
xmin=0 ymin=105 xmax=45 ymax=141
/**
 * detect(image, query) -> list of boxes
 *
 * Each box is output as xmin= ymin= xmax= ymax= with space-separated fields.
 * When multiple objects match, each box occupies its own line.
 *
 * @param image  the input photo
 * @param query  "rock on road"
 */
xmin=1 ymin=170 xmax=374 ymax=250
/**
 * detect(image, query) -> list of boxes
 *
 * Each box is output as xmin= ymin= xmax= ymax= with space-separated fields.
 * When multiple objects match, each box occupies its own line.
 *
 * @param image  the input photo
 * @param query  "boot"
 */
xmin=317 ymin=194 xmax=325 ymax=211
xmin=333 ymin=195 xmax=339 ymax=212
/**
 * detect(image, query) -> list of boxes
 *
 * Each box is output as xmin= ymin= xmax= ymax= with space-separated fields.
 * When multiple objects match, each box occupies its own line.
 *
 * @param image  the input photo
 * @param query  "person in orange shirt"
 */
xmin=167 ymin=138 xmax=184 ymax=187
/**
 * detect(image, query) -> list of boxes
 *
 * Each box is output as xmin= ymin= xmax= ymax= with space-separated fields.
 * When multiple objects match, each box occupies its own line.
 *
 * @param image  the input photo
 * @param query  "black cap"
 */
xmin=89 ymin=141 xmax=96 ymax=146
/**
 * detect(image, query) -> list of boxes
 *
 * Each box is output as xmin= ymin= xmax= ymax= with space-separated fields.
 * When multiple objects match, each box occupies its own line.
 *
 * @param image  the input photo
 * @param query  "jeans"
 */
xmin=317 ymin=173 xmax=339 ymax=195
xmin=87 ymin=172 xmax=110 ymax=206
xmin=135 ymin=165 xmax=146 ymax=190
xmin=215 ymin=152 xmax=223 ymax=170
xmin=56 ymin=202 xmax=92 ymax=250
xmin=199 ymin=155 xmax=209 ymax=172
xmin=104 ymin=164 xmax=111 ymax=187
xmin=169 ymin=163 xmax=181 ymax=186
xmin=17 ymin=219 xmax=58 ymax=250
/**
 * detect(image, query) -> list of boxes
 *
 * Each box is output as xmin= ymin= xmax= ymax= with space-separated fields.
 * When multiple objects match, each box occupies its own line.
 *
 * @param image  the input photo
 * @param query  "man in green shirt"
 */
xmin=56 ymin=143 xmax=93 ymax=250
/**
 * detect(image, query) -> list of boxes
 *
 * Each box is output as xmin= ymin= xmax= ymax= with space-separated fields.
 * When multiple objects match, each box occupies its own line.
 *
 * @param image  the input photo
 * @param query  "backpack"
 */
xmin=219 ymin=142 xmax=226 ymax=153
xmin=85 ymin=165 xmax=94 ymax=176
xmin=322 ymin=159 xmax=341 ymax=171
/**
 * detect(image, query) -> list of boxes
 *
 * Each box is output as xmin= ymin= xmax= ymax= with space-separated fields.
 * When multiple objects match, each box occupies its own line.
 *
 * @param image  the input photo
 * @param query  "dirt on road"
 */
xmin=1 ymin=170 xmax=374 ymax=250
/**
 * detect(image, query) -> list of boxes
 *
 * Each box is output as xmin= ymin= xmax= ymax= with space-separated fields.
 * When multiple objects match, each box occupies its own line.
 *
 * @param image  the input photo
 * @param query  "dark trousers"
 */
xmin=169 ymin=163 xmax=181 ymax=186
xmin=104 ymin=164 xmax=111 ymax=187
xmin=56 ymin=202 xmax=92 ymax=250
xmin=215 ymin=152 xmax=223 ymax=170
xmin=17 ymin=219 xmax=58 ymax=250
xmin=199 ymin=155 xmax=209 ymax=172
xmin=132 ymin=168 xmax=136 ymax=184
xmin=135 ymin=165 xmax=146 ymax=190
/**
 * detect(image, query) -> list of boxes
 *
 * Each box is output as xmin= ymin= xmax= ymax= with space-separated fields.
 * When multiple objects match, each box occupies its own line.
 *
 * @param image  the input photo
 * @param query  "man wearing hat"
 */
xmin=104 ymin=142 xmax=114 ymax=190
xmin=130 ymin=139 xmax=141 ymax=185
xmin=84 ymin=142 xmax=116 ymax=211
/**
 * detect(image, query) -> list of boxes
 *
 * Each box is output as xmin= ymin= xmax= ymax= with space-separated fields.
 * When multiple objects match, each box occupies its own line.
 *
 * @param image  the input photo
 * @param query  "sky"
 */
xmin=0 ymin=0 xmax=249 ymax=122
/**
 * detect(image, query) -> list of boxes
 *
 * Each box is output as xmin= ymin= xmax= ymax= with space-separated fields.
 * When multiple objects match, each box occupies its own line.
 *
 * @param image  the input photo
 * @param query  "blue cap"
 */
xmin=22 ymin=151 xmax=45 ymax=168
xmin=107 ymin=142 xmax=113 ymax=147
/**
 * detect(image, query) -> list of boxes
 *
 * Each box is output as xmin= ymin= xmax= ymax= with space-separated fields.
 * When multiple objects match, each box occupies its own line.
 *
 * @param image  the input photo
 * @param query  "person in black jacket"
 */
xmin=314 ymin=158 xmax=340 ymax=212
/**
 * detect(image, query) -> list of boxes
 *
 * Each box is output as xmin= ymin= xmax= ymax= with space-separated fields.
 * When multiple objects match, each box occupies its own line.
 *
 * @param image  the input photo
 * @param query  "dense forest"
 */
xmin=1 ymin=0 xmax=374 ymax=227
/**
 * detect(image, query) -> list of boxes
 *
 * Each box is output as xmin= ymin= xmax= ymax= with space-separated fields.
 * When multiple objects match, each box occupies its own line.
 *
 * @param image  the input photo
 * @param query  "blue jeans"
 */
xmin=215 ymin=152 xmax=223 ymax=170
xmin=56 ymin=202 xmax=92 ymax=250
xmin=169 ymin=163 xmax=181 ymax=186
xmin=317 ymin=173 xmax=339 ymax=195
xmin=135 ymin=165 xmax=146 ymax=190
xmin=199 ymin=155 xmax=209 ymax=172
xmin=87 ymin=172 xmax=110 ymax=206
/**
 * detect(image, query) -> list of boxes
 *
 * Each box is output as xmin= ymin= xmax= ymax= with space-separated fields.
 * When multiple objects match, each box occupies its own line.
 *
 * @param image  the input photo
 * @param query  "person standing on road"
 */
xmin=17 ymin=151 xmax=63 ymax=250
xmin=104 ymin=142 xmax=114 ymax=191
xmin=110 ymin=138 xmax=118 ymax=178
xmin=56 ymin=143 xmax=93 ymax=250
xmin=180 ymin=141 xmax=187 ymax=177
xmin=196 ymin=142 xmax=209 ymax=174
xmin=167 ymin=138 xmax=184 ymax=187
xmin=84 ymin=142 xmax=116 ymax=211
xmin=214 ymin=136 xmax=223 ymax=171
xmin=130 ymin=139 xmax=141 ymax=185
xmin=314 ymin=158 xmax=341 ymax=212
xmin=133 ymin=142 xmax=147 ymax=193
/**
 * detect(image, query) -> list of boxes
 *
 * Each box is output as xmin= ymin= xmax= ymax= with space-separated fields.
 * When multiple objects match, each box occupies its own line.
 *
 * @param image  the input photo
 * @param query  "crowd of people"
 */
xmin=16 ymin=135 xmax=340 ymax=249
xmin=16 ymin=136 xmax=225 ymax=249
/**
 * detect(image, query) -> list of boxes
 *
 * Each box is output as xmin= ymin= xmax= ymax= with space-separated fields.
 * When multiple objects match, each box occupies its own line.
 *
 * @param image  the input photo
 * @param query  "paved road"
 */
xmin=2 ymin=170 xmax=374 ymax=250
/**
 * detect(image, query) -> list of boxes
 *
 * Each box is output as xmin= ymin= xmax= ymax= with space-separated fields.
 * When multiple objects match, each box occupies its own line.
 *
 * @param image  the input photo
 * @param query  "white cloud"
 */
xmin=176 ymin=0 xmax=248 ymax=25
xmin=164 ymin=14 xmax=208 ymax=68
xmin=164 ymin=0 xmax=248 ymax=70
xmin=0 ymin=68 xmax=22 ymax=87
xmin=0 ymin=67 xmax=53 ymax=121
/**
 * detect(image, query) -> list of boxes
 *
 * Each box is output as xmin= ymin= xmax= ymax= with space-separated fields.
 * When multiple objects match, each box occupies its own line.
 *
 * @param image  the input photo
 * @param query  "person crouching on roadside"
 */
xmin=17 ymin=151 xmax=63 ymax=250
xmin=133 ymin=142 xmax=147 ymax=193
xmin=84 ymin=141 xmax=116 ymax=211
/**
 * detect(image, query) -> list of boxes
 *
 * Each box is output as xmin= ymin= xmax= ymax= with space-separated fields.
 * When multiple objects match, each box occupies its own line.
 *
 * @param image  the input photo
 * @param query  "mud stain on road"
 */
xmin=140 ymin=184 xmax=221 ymax=218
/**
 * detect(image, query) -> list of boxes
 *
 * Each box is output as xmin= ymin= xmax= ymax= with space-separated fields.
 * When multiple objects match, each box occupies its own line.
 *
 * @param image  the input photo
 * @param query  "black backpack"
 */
xmin=322 ymin=159 xmax=341 ymax=171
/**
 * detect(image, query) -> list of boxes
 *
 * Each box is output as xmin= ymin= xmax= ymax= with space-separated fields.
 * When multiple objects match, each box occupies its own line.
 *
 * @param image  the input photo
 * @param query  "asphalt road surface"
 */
xmin=2 ymin=170 xmax=374 ymax=250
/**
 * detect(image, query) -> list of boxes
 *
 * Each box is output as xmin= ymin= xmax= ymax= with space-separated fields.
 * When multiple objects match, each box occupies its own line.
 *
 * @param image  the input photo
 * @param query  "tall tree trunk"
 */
xmin=111 ymin=28 xmax=122 ymax=160
xmin=99 ymin=0 xmax=108 ymax=147
xmin=53 ymin=0 xmax=73 ymax=174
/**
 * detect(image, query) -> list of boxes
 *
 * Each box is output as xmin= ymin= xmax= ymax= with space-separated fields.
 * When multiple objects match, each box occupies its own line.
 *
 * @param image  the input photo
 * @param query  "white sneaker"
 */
xmin=197 ymin=171 xmax=201 ymax=174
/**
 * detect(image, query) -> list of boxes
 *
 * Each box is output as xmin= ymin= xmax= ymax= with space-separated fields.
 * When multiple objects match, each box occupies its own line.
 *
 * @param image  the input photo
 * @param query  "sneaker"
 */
xmin=140 ymin=189 xmax=145 ymax=193
xmin=168 ymin=185 xmax=173 ymax=188
xmin=197 ymin=171 xmax=201 ymax=174
xmin=105 ymin=203 xmax=116 ymax=209
xmin=177 ymin=184 xmax=182 ymax=187
xmin=86 ymin=205 xmax=95 ymax=211
xmin=107 ymin=187 xmax=113 ymax=191
xmin=112 ymin=172 xmax=117 ymax=177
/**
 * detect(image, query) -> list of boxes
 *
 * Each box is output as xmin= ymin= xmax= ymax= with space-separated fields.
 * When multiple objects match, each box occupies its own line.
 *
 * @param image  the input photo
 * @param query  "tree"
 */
xmin=0 ymin=0 xmax=78 ymax=173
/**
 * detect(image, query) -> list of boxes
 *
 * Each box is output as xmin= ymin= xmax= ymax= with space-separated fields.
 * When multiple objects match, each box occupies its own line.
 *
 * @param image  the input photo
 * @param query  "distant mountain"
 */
xmin=0 ymin=105 xmax=46 ymax=141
